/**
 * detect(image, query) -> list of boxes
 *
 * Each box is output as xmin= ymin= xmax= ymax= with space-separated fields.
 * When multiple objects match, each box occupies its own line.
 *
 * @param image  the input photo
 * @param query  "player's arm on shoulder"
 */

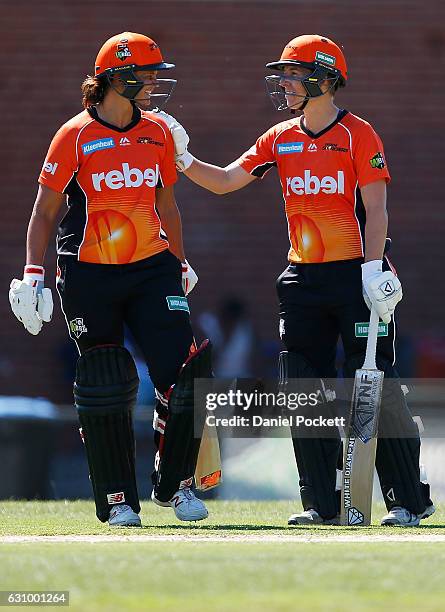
xmin=186 ymin=159 xmax=257 ymax=195
xmin=360 ymin=180 xmax=387 ymax=262
xmin=27 ymin=184 xmax=65 ymax=265
xmin=154 ymin=110 xmax=257 ymax=195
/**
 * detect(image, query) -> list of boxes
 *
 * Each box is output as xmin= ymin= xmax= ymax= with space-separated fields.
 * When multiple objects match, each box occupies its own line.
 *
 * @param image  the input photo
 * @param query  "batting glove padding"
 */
xmin=362 ymin=260 xmax=402 ymax=324
xmin=155 ymin=110 xmax=194 ymax=171
xmin=9 ymin=265 xmax=53 ymax=335
xmin=181 ymin=260 xmax=198 ymax=296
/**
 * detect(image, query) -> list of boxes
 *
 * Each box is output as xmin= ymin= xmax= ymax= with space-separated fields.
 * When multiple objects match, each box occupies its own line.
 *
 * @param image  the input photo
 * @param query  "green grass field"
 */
xmin=1 ymin=500 xmax=445 ymax=611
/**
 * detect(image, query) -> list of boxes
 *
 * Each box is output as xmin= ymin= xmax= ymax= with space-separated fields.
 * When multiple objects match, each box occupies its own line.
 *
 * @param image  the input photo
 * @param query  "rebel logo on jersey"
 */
xmin=91 ymin=163 xmax=160 ymax=191
xmin=286 ymin=170 xmax=345 ymax=196
xmin=42 ymin=161 xmax=58 ymax=175
xmin=238 ymin=111 xmax=391 ymax=263
xmin=38 ymin=108 xmax=178 ymax=264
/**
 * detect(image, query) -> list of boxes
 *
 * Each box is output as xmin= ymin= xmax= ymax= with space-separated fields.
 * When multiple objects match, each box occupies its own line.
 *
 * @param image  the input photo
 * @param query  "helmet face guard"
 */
xmin=265 ymin=62 xmax=342 ymax=111
xmin=105 ymin=64 xmax=177 ymax=110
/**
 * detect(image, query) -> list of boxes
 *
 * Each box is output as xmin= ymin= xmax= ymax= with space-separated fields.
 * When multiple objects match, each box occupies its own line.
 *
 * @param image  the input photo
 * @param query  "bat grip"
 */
xmin=363 ymin=307 xmax=379 ymax=370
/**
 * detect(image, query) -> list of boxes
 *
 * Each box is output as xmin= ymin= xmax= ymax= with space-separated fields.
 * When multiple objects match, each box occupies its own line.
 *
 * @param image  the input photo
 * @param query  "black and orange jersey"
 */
xmin=39 ymin=106 xmax=177 ymax=264
xmin=237 ymin=110 xmax=390 ymax=264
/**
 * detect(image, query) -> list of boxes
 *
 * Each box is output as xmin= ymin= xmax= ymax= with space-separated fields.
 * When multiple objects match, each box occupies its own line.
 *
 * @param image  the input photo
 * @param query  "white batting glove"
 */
xmin=362 ymin=260 xmax=402 ymax=324
xmin=155 ymin=110 xmax=195 ymax=172
xmin=181 ymin=260 xmax=198 ymax=296
xmin=9 ymin=265 xmax=54 ymax=335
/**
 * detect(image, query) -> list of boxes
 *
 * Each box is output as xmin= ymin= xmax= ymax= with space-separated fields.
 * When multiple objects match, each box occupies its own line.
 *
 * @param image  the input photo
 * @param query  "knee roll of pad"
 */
xmin=74 ymin=346 xmax=140 ymax=522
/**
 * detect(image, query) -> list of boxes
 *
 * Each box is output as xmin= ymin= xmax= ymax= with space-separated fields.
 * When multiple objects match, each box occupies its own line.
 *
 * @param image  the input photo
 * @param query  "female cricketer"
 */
xmin=160 ymin=34 xmax=434 ymax=527
xmin=9 ymin=32 xmax=211 ymax=526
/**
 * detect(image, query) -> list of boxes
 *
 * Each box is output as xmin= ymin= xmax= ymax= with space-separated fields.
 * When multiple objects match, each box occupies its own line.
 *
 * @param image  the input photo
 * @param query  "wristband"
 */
xmin=23 ymin=265 xmax=45 ymax=289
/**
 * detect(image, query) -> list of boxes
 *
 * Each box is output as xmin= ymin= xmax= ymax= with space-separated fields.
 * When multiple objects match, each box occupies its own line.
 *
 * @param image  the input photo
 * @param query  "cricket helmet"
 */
xmin=94 ymin=32 xmax=176 ymax=108
xmin=265 ymin=35 xmax=347 ymax=111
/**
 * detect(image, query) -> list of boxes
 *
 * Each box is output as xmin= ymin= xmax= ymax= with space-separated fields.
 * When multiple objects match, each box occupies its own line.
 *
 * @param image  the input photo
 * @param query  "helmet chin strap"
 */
xmin=288 ymin=79 xmax=335 ymax=113
xmin=296 ymin=98 xmax=309 ymax=112
xmin=107 ymin=70 xmax=145 ymax=101
xmin=288 ymin=95 xmax=309 ymax=114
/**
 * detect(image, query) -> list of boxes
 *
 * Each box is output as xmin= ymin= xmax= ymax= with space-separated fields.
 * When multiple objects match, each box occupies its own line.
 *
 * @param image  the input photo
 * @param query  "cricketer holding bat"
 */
xmin=9 ymin=32 xmax=212 ymax=526
xmin=160 ymin=35 xmax=435 ymax=526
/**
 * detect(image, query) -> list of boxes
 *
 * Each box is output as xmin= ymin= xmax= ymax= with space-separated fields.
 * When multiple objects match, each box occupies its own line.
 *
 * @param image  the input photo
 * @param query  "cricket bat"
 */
xmin=341 ymin=307 xmax=384 ymax=526
xmin=195 ymin=420 xmax=222 ymax=491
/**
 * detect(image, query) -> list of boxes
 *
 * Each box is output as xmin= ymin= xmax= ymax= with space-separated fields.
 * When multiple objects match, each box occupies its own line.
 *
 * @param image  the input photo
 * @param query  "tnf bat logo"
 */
xmin=351 ymin=372 xmax=380 ymax=443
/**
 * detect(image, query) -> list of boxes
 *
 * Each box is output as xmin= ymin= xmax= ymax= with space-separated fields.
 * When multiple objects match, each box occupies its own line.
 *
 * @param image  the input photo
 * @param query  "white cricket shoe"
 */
xmin=152 ymin=488 xmax=209 ymax=521
xmin=108 ymin=504 xmax=141 ymax=527
xmin=288 ymin=508 xmax=339 ymax=526
xmin=381 ymin=504 xmax=436 ymax=527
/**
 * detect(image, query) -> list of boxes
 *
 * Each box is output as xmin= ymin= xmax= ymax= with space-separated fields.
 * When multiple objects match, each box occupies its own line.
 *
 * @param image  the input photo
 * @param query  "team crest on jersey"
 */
xmin=69 ymin=318 xmax=88 ymax=338
xmin=370 ymin=152 xmax=385 ymax=169
xmin=116 ymin=40 xmax=132 ymax=61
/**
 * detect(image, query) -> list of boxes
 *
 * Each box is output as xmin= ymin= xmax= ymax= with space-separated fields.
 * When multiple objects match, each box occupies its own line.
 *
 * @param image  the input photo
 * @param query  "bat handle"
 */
xmin=363 ymin=307 xmax=379 ymax=370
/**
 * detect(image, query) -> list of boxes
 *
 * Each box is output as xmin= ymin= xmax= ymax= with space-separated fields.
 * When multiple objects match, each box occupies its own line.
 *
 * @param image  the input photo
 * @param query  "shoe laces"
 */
xmin=181 ymin=487 xmax=195 ymax=502
xmin=110 ymin=504 xmax=128 ymax=518
xmin=390 ymin=506 xmax=411 ymax=520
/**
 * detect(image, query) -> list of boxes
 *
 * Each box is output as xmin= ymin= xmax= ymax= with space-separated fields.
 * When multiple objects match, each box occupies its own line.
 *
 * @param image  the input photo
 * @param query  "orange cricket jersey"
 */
xmin=237 ymin=110 xmax=390 ymax=264
xmin=39 ymin=106 xmax=177 ymax=264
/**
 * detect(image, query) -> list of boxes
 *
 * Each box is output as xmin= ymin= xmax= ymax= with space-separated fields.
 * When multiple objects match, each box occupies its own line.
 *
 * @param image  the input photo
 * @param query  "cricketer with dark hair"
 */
xmin=9 ymin=32 xmax=212 ymax=527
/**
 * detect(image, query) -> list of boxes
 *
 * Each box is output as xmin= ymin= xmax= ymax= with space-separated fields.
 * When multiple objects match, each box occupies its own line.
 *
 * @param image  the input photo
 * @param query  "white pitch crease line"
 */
xmin=2 ymin=534 xmax=445 ymax=543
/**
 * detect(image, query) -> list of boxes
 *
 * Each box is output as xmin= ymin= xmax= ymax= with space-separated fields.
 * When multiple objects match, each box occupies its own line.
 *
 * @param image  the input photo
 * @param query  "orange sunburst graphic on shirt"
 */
xmin=289 ymin=213 xmax=325 ymax=263
xmin=81 ymin=209 xmax=137 ymax=264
